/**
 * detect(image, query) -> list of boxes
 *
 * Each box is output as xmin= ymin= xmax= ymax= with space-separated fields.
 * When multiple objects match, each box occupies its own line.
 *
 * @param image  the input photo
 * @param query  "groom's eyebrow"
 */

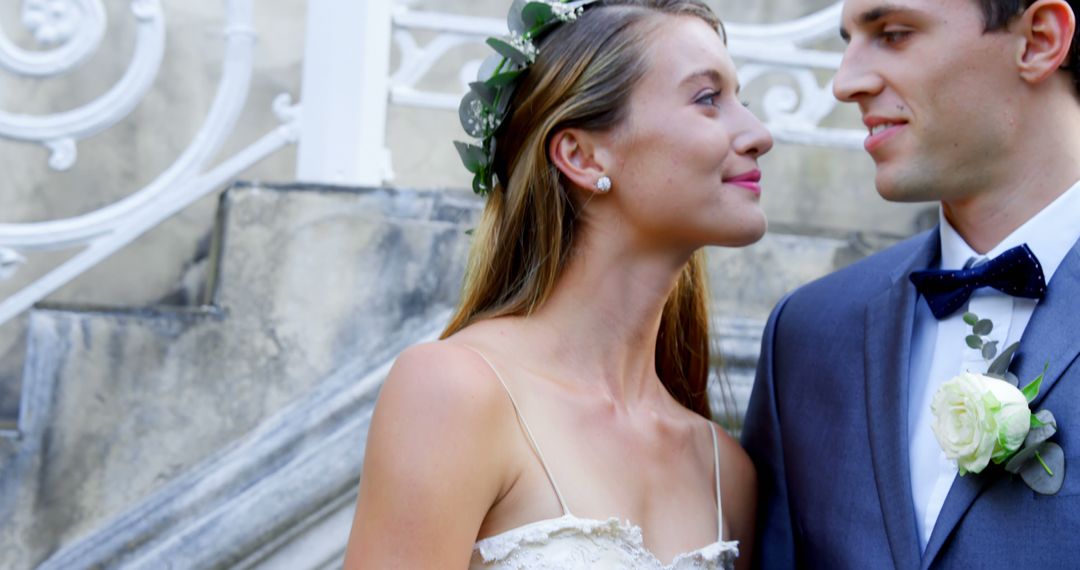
xmin=839 ymin=5 xmax=919 ymax=43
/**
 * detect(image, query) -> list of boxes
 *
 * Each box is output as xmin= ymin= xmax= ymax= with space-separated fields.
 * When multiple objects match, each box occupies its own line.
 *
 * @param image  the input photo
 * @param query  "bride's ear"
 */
xmin=549 ymin=128 xmax=613 ymax=195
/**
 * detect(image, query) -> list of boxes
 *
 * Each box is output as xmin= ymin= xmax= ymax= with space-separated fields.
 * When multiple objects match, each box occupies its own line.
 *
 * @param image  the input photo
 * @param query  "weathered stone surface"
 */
xmin=0 ymin=184 xmax=480 ymax=568
xmin=0 ymin=320 xmax=26 ymax=428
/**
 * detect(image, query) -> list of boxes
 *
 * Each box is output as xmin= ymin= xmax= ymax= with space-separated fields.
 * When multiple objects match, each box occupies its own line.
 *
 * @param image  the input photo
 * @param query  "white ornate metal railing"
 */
xmin=0 ymin=0 xmax=859 ymax=329
xmin=388 ymin=2 xmax=860 ymax=149
xmin=0 ymin=0 xmax=301 ymax=326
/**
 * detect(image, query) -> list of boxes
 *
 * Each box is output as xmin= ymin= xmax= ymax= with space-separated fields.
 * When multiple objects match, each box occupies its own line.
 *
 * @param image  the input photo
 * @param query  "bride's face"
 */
xmin=605 ymin=16 xmax=773 ymax=251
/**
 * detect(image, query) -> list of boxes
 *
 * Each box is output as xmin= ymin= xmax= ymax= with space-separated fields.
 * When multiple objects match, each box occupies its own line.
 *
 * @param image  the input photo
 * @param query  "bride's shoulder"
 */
xmin=382 ymin=340 xmax=512 ymax=417
xmin=708 ymin=421 xmax=754 ymax=481
xmin=365 ymin=340 xmax=521 ymax=487
xmin=706 ymin=420 xmax=757 ymax=540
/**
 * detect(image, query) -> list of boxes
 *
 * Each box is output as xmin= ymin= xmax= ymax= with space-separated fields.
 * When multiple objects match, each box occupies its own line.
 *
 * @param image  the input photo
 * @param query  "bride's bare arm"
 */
xmin=343 ymin=342 xmax=514 ymax=568
xmin=715 ymin=424 xmax=757 ymax=570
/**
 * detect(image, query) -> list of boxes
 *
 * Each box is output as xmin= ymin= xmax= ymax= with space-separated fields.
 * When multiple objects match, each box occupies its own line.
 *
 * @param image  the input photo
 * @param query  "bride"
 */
xmin=344 ymin=1 xmax=772 ymax=567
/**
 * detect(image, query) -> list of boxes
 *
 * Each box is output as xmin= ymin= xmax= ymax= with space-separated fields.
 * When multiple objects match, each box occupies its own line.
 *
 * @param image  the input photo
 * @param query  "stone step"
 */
xmin=0 ymin=184 xmax=479 ymax=568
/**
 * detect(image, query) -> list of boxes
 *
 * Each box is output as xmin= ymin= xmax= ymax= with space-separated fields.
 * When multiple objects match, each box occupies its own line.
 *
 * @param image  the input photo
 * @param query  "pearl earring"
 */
xmin=596 ymin=175 xmax=612 ymax=193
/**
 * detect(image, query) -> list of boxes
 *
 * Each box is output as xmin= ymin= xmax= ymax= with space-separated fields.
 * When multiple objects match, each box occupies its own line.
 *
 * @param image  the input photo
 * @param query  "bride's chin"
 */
xmin=713 ymin=219 xmax=768 ymax=248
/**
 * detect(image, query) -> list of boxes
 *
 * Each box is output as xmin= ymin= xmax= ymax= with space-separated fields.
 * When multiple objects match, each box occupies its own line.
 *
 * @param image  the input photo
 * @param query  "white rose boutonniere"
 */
xmin=931 ymin=372 xmax=1030 ymax=475
xmin=929 ymin=313 xmax=1065 ymax=495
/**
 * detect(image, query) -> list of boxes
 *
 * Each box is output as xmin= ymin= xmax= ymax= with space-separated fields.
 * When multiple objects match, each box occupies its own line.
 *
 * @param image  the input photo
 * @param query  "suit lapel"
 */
xmin=921 ymin=237 xmax=1080 ymax=569
xmin=864 ymin=230 xmax=938 ymax=570
xmin=1013 ymin=237 xmax=1080 ymax=408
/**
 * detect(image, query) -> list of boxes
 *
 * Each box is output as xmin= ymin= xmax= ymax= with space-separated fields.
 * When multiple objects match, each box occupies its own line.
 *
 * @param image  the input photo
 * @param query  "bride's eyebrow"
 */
xmin=680 ymin=69 xmax=738 ymax=92
xmin=681 ymin=69 xmax=721 ymax=86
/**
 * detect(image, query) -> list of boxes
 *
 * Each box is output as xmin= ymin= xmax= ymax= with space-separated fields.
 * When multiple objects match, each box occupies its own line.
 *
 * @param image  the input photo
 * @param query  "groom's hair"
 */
xmin=977 ymin=0 xmax=1080 ymax=98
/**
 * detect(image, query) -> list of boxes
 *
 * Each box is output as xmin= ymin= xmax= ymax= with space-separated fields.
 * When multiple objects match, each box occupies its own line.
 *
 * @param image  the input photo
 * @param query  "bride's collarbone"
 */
xmin=485 ymin=414 xmax=719 ymax=544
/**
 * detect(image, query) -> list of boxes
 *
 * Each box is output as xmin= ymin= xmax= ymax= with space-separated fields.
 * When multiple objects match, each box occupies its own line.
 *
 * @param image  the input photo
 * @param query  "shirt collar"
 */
xmin=938 ymin=178 xmax=1080 ymax=282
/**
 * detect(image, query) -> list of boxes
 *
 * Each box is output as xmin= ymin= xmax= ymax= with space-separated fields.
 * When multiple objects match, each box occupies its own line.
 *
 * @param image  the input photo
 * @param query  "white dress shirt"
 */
xmin=908 ymin=179 xmax=1080 ymax=550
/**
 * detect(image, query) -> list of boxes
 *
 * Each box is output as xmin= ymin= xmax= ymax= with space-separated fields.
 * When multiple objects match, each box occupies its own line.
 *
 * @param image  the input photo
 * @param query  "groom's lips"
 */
xmin=863 ymin=116 xmax=908 ymax=154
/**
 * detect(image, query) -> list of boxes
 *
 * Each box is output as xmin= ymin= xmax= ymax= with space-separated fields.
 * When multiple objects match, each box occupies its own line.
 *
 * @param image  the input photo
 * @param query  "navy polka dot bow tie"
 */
xmin=908 ymin=244 xmax=1047 ymax=319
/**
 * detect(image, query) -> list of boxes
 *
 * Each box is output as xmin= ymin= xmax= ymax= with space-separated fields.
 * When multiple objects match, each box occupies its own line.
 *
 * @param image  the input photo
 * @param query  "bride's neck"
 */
xmin=526 ymin=244 xmax=688 ymax=407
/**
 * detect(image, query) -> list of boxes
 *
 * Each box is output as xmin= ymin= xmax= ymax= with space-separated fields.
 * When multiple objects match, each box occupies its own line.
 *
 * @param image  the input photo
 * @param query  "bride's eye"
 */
xmin=695 ymin=90 xmax=721 ymax=107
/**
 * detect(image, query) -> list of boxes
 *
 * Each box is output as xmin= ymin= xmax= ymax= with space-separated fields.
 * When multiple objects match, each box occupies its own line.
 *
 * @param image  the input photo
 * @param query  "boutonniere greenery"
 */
xmin=929 ymin=312 xmax=1065 ymax=495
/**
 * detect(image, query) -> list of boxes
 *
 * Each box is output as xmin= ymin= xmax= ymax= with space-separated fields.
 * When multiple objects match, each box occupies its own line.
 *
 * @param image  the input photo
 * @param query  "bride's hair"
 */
xmin=442 ymin=0 xmax=723 ymax=419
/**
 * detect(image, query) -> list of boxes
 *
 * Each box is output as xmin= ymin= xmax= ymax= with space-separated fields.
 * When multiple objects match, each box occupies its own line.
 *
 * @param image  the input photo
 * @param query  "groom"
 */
xmin=743 ymin=0 xmax=1080 ymax=567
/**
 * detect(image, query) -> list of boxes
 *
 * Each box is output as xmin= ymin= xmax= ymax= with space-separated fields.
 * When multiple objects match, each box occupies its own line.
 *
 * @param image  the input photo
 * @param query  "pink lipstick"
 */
xmin=724 ymin=169 xmax=762 ymax=195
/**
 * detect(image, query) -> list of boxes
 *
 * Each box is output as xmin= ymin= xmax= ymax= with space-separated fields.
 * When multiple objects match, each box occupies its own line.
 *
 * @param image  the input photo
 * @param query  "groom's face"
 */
xmin=834 ymin=0 xmax=1022 ymax=203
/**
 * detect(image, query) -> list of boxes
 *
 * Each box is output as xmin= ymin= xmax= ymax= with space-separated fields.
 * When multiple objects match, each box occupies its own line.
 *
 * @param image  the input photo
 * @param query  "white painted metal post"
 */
xmin=296 ymin=0 xmax=392 ymax=186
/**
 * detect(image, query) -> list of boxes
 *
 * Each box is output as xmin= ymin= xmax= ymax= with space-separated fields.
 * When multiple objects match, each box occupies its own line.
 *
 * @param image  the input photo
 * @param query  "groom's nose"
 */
xmin=833 ymin=45 xmax=885 ymax=103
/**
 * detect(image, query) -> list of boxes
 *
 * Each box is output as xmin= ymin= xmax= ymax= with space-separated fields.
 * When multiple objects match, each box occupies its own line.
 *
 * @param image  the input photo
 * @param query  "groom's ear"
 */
xmin=1014 ymin=0 xmax=1076 ymax=84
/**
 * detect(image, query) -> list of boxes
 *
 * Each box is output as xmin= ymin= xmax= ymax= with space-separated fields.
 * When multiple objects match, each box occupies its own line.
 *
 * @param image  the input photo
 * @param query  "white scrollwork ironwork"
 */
xmin=0 ymin=0 xmax=300 ymax=327
xmin=388 ymin=1 xmax=861 ymax=149
xmin=22 ymin=0 xmax=82 ymax=46
xmin=0 ymin=0 xmax=106 ymax=76
xmin=0 ymin=0 xmax=165 ymax=171
xmin=0 ymin=249 xmax=26 ymax=281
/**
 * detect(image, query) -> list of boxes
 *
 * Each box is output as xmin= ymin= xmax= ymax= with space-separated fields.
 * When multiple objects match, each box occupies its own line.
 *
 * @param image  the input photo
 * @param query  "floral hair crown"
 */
xmin=455 ymin=0 xmax=601 ymax=196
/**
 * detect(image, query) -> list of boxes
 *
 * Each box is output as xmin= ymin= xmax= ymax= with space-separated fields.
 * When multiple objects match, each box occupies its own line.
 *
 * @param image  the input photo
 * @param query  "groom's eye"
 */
xmin=877 ymin=28 xmax=912 ymax=46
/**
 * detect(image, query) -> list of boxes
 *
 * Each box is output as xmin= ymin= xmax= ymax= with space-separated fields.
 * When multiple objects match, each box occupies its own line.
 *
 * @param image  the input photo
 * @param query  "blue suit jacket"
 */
xmin=742 ymin=229 xmax=1080 ymax=569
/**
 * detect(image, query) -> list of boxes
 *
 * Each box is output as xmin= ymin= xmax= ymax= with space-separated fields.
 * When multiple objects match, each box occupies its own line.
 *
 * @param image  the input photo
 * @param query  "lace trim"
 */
xmin=473 ymin=513 xmax=739 ymax=566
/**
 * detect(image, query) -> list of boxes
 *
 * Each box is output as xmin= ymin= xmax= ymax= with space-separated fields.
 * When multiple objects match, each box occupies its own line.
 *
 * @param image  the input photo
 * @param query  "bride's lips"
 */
xmin=724 ymin=169 xmax=762 ymax=195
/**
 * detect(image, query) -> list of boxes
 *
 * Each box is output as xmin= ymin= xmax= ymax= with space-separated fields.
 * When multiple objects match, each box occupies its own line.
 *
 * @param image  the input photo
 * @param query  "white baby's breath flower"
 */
xmin=550 ymin=2 xmax=585 ymax=22
xmin=508 ymin=32 xmax=538 ymax=64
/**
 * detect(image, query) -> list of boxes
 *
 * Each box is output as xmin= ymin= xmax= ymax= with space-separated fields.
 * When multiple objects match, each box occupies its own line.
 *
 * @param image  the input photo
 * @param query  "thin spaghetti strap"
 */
xmin=462 ymin=346 xmax=572 ymax=516
xmin=709 ymin=423 xmax=724 ymax=542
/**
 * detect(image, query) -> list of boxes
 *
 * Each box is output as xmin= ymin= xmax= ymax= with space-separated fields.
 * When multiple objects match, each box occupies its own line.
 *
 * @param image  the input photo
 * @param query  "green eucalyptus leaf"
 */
xmin=965 ymin=335 xmax=984 ymax=349
xmin=1024 ymin=409 xmax=1057 ymax=448
xmin=487 ymin=37 xmax=532 ymax=67
xmin=495 ymin=84 xmax=517 ymax=118
xmin=1004 ymin=441 xmax=1041 ymax=474
xmin=1003 ymin=371 xmax=1020 ymax=386
xmin=486 ymin=69 xmax=523 ymax=88
xmin=458 ymin=90 xmax=486 ymax=138
xmin=507 ymin=0 xmax=528 ymax=35
xmin=454 ymin=141 xmax=487 ymax=174
xmin=981 ymin=340 xmax=998 ymax=361
xmin=529 ymin=19 xmax=561 ymax=40
xmin=987 ymin=341 xmax=1020 ymax=376
xmin=478 ymin=53 xmax=505 ymax=82
xmin=1021 ymin=443 xmax=1065 ymax=495
xmin=522 ymin=1 xmax=554 ymax=29
xmin=973 ymin=319 xmax=993 ymax=335
xmin=469 ymin=81 xmax=497 ymax=106
xmin=963 ymin=312 xmax=980 ymax=326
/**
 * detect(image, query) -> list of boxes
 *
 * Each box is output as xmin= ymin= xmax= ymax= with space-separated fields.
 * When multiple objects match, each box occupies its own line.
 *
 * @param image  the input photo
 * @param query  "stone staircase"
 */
xmin=0 ymin=183 xmax=892 ymax=568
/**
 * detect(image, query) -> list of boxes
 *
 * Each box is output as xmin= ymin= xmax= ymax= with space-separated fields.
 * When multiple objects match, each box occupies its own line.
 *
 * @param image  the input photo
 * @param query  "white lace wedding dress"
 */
xmin=466 ymin=350 xmax=739 ymax=570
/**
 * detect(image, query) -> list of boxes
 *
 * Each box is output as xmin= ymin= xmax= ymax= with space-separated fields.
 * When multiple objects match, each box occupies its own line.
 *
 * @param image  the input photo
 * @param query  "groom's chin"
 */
xmin=873 ymin=168 xmax=941 ymax=205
